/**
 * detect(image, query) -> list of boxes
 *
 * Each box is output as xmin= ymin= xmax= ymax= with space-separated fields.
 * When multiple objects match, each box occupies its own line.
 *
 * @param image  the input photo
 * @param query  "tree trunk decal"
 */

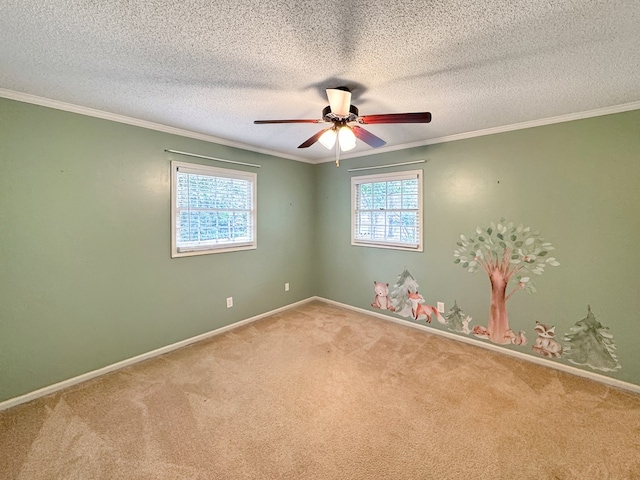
xmin=454 ymin=219 xmax=560 ymax=345
xmin=488 ymin=269 xmax=510 ymax=343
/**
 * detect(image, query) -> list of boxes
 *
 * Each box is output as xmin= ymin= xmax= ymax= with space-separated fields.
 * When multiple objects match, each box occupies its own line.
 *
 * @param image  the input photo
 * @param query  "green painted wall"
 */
xmin=0 ymin=98 xmax=316 ymax=402
xmin=2 ymin=96 xmax=639 ymax=403
xmin=315 ymin=110 xmax=640 ymax=386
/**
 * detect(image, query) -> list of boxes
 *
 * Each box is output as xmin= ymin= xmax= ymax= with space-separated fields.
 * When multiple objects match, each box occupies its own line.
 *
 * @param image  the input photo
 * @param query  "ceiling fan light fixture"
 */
xmin=326 ymin=88 xmax=351 ymax=117
xmin=338 ymin=126 xmax=356 ymax=151
xmin=319 ymin=128 xmax=337 ymax=149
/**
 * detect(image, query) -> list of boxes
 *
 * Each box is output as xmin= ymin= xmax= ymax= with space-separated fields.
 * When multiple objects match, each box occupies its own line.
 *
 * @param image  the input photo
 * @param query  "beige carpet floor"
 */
xmin=1 ymin=300 xmax=640 ymax=479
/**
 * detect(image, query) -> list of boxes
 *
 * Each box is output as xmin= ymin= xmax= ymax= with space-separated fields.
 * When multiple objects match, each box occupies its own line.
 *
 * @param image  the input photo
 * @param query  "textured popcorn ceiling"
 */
xmin=1 ymin=1 xmax=639 ymax=162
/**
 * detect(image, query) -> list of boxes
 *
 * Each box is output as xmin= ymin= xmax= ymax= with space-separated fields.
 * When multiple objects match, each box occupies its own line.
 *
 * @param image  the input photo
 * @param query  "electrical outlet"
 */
xmin=437 ymin=302 xmax=445 ymax=313
xmin=226 ymin=297 xmax=233 ymax=308
xmin=285 ymin=283 xmax=290 ymax=292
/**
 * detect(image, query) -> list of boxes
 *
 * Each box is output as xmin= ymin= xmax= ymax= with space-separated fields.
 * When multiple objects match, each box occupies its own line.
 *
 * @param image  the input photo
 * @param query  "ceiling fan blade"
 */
xmin=358 ymin=112 xmax=432 ymax=124
xmin=254 ymin=119 xmax=325 ymax=124
xmin=326 ymin=88 xmax=351 ymax=116
xmin=298 ymin=127 xmax=332 ymax=148
xmin=351 ymin=126 xmax=386 ymax=148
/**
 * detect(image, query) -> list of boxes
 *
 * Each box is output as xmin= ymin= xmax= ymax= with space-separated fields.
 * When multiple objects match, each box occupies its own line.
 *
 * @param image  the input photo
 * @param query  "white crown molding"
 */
xmin=0 ymin=88 xmax=312 ymax=163
xmin=2 ymin=88 xmax=638 ymax=166
xmin=317 ymin=297 xmax=640 ymax=396
xmin=316 ymin=100 xmax=640 ymax=163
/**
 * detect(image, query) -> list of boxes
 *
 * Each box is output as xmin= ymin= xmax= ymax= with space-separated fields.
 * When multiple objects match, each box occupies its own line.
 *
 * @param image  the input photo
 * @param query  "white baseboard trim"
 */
xmin=3 ymin=295 xmax=637 ymax=412
xmin=315 ymin=296 xmax=640 ymax=396
xmin=0 ymin=297 xmax=315 ymax=412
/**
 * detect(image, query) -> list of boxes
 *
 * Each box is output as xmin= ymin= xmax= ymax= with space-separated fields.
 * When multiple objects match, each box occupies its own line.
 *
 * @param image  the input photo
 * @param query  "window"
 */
xmin=351 ymin=169 xmax=423 ymax=251
xmin=171 ymin=161 xmax=257 ymax=257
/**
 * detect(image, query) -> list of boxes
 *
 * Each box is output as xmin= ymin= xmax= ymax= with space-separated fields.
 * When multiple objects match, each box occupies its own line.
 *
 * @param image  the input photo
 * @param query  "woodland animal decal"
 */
xmin=385 ymin=270 xmax=447 ymax=325
xmin=371 ymin=281 xmax=395 ymax=311
xmin=462 ymin=316 xmax=473 ymax=335
xmin=387 ymin=269 xmax=420 ymax=316
xmin=504 ymin=329 xmax=527 ymax=346
xmin=453 ymin=218 xmax=559 ymax=344
xmin=532 ymin=321 xmax=563 ymax=358
xmin=408 ymin=291 xmax=446 ymax=324
xmin=472 ymin=325 xmax=527 ymax=345
xmin=472 ymin=325 xmax=489 ymax=338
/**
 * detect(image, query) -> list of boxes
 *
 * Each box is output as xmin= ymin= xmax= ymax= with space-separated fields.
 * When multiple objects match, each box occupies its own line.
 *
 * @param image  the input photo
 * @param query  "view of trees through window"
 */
xmin=352 ymin=171 xmax=422 ymax=250
xmin=172 ymin=161 xmax=256 ymax=256
xmin=176 ymin=174 xmax=252 ymax=247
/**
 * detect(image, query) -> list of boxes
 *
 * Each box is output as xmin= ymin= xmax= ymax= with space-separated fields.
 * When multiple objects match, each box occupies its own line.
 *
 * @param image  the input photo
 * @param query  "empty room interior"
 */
xmin=1 ymin=1 xmax=640 ymax=478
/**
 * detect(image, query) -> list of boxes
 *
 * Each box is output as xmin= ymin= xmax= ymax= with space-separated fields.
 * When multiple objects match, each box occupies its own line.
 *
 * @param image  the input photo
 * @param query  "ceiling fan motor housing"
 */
xmin=322 ymin=104 xmax=359 ymax=123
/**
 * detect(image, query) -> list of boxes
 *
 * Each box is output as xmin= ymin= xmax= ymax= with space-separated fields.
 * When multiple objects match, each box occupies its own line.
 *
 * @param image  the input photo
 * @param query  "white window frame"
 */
xmin=171 ymin=161 xmax=257 ymax=257
xmin=351 ymin=169 xmax=423 ymax=251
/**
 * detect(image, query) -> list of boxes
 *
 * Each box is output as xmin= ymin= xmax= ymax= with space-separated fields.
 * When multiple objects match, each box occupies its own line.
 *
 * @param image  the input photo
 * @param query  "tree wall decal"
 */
xmin=563 ymin=305 xmax=621 ymax=372
xmin=445 ymin=300 xmax=472 ymax=334
xmin=388 ymin=268 xmax=421 ymax=318
xmin=453 ymin=219 xmax=559 ymax=344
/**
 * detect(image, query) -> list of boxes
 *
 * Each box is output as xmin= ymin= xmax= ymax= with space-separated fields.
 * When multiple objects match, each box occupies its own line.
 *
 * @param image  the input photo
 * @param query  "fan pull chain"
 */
xmin=335 ymin=142 xmax=340 ymax=167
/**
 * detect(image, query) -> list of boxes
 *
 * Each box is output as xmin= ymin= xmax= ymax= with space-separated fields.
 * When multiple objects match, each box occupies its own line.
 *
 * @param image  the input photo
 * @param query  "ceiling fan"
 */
xmin=254 ymin=87 xmax=432 ymax=166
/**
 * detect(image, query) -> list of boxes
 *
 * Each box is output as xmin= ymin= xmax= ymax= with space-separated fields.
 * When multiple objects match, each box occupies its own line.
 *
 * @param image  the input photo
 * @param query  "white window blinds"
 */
xmin=351 ymin=170 xmax=423 ymax=251
xmin=171 ymin=162 xmax=257 ymax=257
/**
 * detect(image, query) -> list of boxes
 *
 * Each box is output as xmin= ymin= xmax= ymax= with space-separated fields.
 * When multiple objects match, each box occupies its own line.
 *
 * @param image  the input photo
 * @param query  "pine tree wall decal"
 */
xmin=388 ymin=268 xmax=420 ymax=318
xmin=445 ymin=301 xmax=472 ymax=334
xmin=563 ymin=305 xmax=621 ymax=372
